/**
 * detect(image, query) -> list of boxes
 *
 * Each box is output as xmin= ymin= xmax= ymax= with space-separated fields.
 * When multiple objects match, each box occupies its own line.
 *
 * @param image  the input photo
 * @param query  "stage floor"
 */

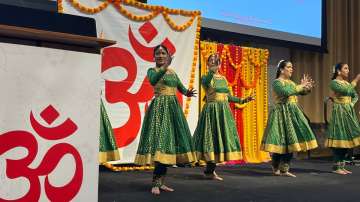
xmin=99 ymin=159 xmax=360 ymax=202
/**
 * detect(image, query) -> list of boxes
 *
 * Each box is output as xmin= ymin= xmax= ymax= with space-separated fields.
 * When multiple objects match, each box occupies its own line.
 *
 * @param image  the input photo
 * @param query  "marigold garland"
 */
xmin=219 ymin=46 xmax=241 ymax=86
xmin=199 ymin=41 xmax=269 ymax=101
xmin=102 ymin=163 xmax=154 ymax=172
xmin=239 ymin=48 xmax=269 ymax=89
xmin=58 ymin=0 xmax=201 ymax=32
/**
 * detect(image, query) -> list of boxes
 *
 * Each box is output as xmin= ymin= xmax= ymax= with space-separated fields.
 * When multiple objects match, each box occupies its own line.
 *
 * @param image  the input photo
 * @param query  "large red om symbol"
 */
xmin=102 ymin=22 xmax=183 ymax=148
xmin=0 ymin=105 xmax=83 ymax=202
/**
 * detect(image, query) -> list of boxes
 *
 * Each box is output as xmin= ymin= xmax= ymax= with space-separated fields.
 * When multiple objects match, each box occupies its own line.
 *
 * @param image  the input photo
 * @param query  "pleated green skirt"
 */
xmin=261 ymin=103 xmax=318 ymax=154
xmin=193 ymin=101 xmax=242 ymax=163
xmin=134 ymin=95 xmax=196 ymax=165
xmin=326 ymin=103 xmax=360 ymax=148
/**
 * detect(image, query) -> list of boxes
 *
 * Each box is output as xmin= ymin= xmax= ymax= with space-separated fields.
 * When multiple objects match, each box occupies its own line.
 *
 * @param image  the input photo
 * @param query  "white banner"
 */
xmin=0 ymin=43 xmax=100 ymax=201
xmin=61 ymin=0 xmax=200 ymax=163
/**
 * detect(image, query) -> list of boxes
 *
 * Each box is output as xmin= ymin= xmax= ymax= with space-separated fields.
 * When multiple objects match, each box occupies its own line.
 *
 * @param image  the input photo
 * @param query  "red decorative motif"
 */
xmin=30 ymin=105 xmax=78 ymax=140
xmin=139 ymin=21 xmax=158 ymax=43
xmin=102 ymin=47 xmax=153 ymax=148
xmin=128 ymin=23 xmax=176 ymax=62
xmin=40 ymin=105 xmax=59 ymax=125
xmin=0 ymin=105 xmax=83 ymax=202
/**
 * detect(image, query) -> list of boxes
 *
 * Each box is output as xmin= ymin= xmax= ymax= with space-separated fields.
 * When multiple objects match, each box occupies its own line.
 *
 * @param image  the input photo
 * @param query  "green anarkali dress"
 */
xmin=326 ymin=79 xmax=360 ymax=148
xmin=193 ymin=71 xmax=244 ymax=163
xmin=261 ymin=79 xmax=318 ymax=153
xmin=134 ymin=67 xmax=196 ymax=165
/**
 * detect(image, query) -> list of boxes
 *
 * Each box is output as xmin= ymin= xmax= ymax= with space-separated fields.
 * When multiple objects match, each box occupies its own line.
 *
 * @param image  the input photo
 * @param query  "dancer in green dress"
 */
xmin=193 ymin=53 xmax=254 ymax=181
xmin=261 ymin=60 xmax=318 ymax=177
xmin=326 ymin=62 xmax=360 ymax=175
xmin=134 ymin=45 xmax=197 ymax=195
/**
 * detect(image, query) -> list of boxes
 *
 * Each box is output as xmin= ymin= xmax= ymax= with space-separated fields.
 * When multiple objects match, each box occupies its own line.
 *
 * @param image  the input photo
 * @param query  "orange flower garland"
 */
xmin=113 ymin=2 xmax=160 ymax=21
xmin=58 ymin=0 xmax=110 ymax=14
xmin=58 ymin=0 xmax=201 ymax=32
xmin=102 ymin=163 xmax=154 ymax=171
xmin=184 ymin=17 xmax=201 ymax=118
xmin=219 ymin=45 xmax=241 ymax=86
xmin=239 ymin=48 xmax=269 ymax=89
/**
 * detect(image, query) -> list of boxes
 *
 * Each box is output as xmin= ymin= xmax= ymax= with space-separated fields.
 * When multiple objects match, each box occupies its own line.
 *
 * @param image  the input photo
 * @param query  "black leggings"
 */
xmin=153 ymin=163 xmax=168 ymax=178
xmin=332 ymin=148 xmax=349 ymax=163
xmin=204 ymin=162 xmax=216 ymax=175
xmin=272 ymin=153 xmax=293 ymax=172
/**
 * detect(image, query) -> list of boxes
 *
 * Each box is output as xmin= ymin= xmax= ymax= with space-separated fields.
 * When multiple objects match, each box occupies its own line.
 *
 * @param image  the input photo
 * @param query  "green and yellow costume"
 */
xmin=326 ymin=79 xmax=360 ymax=170
xmin=193 ymin=71 xmax=244 ymax=163
xmin=261 ymin=79 xmax=318 ymax=172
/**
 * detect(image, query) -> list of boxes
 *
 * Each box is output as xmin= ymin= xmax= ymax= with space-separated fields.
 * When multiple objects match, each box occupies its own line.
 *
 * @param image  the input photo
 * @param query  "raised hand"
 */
xmin=301 ymin=74 xmax=315 ymax=90
xmin=300 ymin=74 xmax=308 ymax=86
xmin=186 ymin=88 xmax=197 ymax=97
xmin=355 ymin=74 xmax=360 ymax=83
xmin=351 ymin=74 xmax=360 ymax=86
xmin=308 ymin=77 xmax=315 ymax=89
xmin=245 ymin=94 xmax=256 ymax=102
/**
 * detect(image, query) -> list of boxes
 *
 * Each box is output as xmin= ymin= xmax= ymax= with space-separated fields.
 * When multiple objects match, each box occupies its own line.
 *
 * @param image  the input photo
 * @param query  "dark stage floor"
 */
xmin=98 ymin=159 xmax=360 ymax=202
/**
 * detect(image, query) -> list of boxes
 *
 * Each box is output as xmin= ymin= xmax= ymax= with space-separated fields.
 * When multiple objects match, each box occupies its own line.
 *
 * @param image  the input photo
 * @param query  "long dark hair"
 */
xmin=331 ymin=62 xmax=346 ymax=80
xmin=275 ymin=60 xmax=291 ymax=78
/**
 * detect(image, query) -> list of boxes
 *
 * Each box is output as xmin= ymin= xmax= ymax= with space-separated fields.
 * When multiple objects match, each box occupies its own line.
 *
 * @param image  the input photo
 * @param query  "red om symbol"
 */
xmin=0 ymin=105 xmax=83 ymax=202
xmin=102 ymin=22 xmax=183 ymax=148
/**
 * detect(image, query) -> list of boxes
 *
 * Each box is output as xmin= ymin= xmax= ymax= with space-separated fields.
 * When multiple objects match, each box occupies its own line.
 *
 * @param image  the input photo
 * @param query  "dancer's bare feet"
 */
xmin=151 ymin=187 xmax=160 ymax=195
xmin=160 ymin=184 xmax=174 ymax=192
xmin=332 ymin=169 xmax=347 ymax=175
xmin=271 ymin=166 xmax=281 ymax=176
xmin=273 ymin=170 xmax=281 ymax=176
xmin=212 ymin=172 xmax=224 ymax=181
xmin=342 ymin=169 xmax=352 ymax=174
xmin=281 ymin=172 xmax=296 ymax=177
xmin=204 ymin=172 xmax=224 ymax=181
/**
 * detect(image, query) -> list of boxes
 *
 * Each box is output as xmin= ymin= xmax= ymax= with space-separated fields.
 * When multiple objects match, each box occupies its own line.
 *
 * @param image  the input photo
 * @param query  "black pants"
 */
xmin=333 ymin=148 xmax=349 ymax=163
xmin=204 ymin=162 xmax=216 ymax=175
xmin=332 ymin=148 xmax=350 ymax=170
xmin=153 ymin=162 xmax=168 ymax=178
xmin=272 ymin=153 xmax=293 ymax=172
xmin=152 ymin=163 xmax=168 ymax=187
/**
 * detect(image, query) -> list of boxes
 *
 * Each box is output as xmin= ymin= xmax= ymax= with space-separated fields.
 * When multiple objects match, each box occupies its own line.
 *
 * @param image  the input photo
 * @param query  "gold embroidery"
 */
xmin=261 ymin=140 xmax=318 ymax=154
xmin=288 ymin=96 xmax=298 ymax=103
xmin=99 ymin=150 xmax=120 ymax=163
xmin=273 ymin=95 xmax=298 ymax=104
xmin=153 ymin=67 xmax=177 ymax=97
xmin=205 ymin=75 xmax=229 ymax=102
xmin=325 ymin=137 xmax=360 ymax=148
xmin=154 ymin=85 xmax=177 ymax=97
xmin=195 ymin=151 xmax=242 ymax=162
xmin=134 ymin=151 xmax=197 ymax=165
xmin=333 ymin=96 xmax=352 ymax=104
xmin=206 ymin=93 xmax=228 ymax=102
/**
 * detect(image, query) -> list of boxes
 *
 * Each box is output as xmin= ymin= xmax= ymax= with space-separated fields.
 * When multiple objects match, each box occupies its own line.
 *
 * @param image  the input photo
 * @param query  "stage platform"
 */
xmin=99 ymin=158 xmax=360 ymax=202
